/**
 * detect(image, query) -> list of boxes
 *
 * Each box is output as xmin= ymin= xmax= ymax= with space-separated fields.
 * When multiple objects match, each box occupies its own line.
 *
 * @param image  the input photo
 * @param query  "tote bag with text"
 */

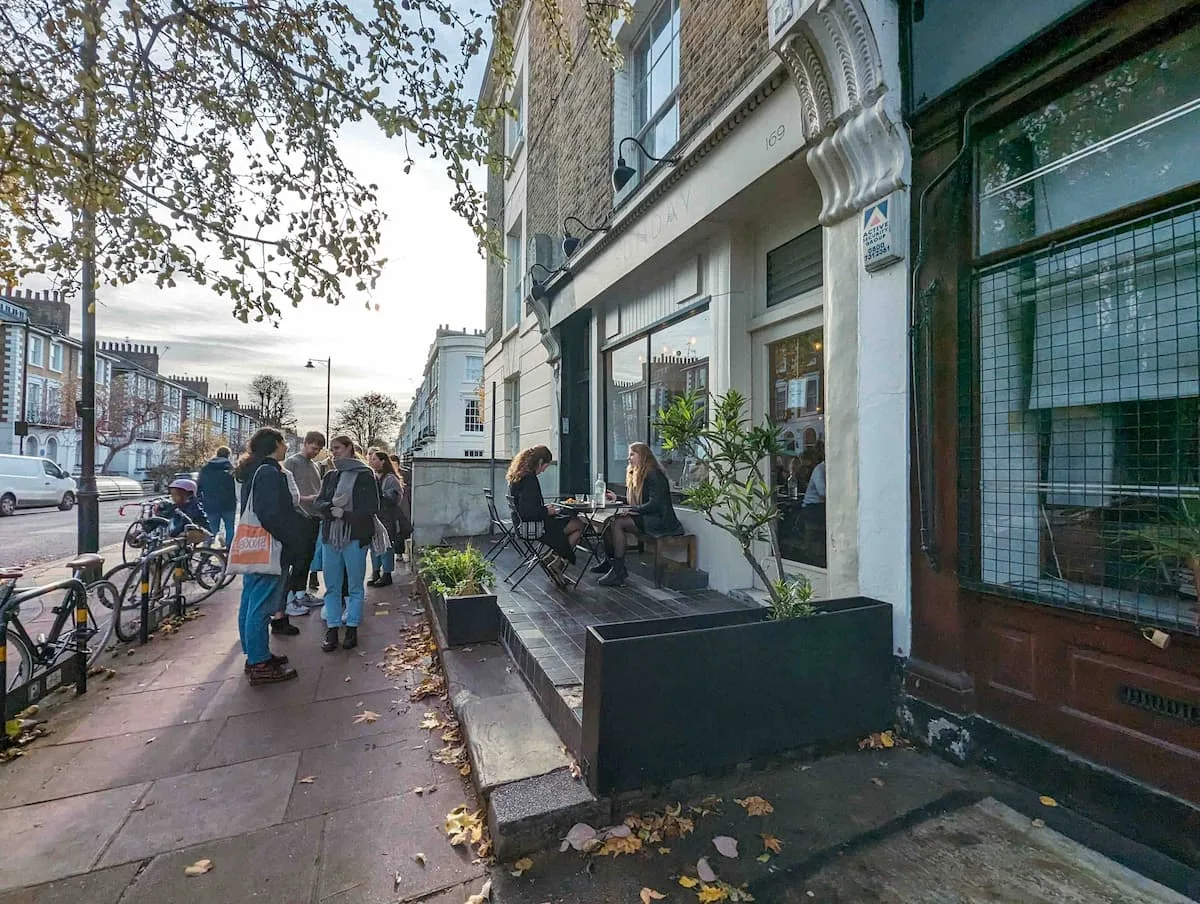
xmin=228 ymin=465 xmax=283 ymax=575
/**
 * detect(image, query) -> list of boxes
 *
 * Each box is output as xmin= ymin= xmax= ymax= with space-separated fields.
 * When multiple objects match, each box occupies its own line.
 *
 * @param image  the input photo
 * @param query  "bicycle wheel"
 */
xmin=5 ymin=627 xmax=35 ymax=694
xmin=184 ymin=548 xmax=228 ymax=605
xmin=114 ymin=560 xmax=165 ymax=643
xmin=122 ymin=521 xmax=146 ymax=564
xmin=84 ymin=581 xmax=119 ymax=667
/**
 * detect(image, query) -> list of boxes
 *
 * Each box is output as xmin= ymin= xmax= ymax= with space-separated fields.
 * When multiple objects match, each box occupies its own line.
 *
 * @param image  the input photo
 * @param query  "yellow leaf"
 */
xmin=510 ymin=856 xmax=533 ymax=877
xmin=760 ymin=833 xmax=782 ymax=854
xmin=756 ymin=853 xmax=771 ymax=863
xmin=679 ymin=876 xmax=699 ymax=888
xmin=641 ymin=889 xmax=666 ymax=903
xmin=353 ymin=710 xmax=380 ymax=724
xmin=598 ymin=834 xmax=643 ymax=857
xmin=183 ymin=858 xmax=213 ymax=877
xmin=697 ymin=884 xmax=729 ymax=903
xmin=1038 ymin=795 xmax=1058 ymax=807
xmin=659 ymin=846 xmax=672 ymax=855
xmin=879 ymin=730 xmax=896 ymax=748
xmin=734 ymin=796 xmax=774 ymax=816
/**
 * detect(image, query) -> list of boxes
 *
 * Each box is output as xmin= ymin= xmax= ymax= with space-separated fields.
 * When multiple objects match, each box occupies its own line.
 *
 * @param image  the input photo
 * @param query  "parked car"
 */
xmin=0 ymin=454 xmax=78 ymax=515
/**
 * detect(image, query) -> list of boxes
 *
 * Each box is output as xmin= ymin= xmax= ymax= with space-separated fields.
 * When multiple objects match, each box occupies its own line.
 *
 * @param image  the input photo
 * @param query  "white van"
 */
xmin=0 ymin=454 xmax=77 ymax=516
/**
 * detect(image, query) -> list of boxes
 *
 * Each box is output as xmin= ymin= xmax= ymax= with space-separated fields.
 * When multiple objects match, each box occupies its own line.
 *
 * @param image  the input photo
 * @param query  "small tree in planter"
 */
xmin=1129 ymin=498 xmax=1200 ymax=625
xmin=417 ymin=545 xmax=499 ymax=645
xmin=656 ymin=389 xmax=813 ymax=616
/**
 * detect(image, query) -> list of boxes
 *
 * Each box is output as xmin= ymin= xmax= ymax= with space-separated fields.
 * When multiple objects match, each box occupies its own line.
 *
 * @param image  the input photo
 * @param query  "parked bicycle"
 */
xmin=0 ymin=554 xmax=120 ymax=719
xmin=119 ymin=497 xmax=169 ymax=563
xmin=105 ymin=515 xmax=231 ymax=643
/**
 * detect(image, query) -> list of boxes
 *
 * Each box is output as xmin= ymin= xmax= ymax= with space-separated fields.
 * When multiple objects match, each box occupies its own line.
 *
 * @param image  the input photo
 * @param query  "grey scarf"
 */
xmin=326 ymin=457 xmax=370 ymax=551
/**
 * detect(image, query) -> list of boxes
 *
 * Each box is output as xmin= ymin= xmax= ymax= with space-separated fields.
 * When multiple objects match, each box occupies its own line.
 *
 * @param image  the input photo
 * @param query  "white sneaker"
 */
xmin=284 ymin=601 xmax=310 ymax=617
xmin=300 ymin=591 xmax=324 ymax=607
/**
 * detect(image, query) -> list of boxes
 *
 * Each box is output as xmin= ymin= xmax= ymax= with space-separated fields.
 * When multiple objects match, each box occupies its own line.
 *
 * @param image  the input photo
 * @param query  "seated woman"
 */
xmin=594 ymin=442 xmax=682 ymax=587
xmin=507 ymin=445 xmax=586 ymax=576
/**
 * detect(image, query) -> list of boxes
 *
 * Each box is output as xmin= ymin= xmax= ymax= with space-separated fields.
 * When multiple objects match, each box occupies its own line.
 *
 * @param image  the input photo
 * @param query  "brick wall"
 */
xmin=678 ymin=0 xmax=769 ymax=140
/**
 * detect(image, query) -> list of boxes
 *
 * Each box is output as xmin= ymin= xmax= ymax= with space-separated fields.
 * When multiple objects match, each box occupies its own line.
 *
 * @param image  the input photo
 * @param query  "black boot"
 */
xmin=367 ymin=570 xmax=381 ymax=587
xmin=342 ymin=626 xmax=358 ymax=650
xmin=376 ymin=573 xmax=393 ymax=587
xmin=591 ymin=557 xmax=613 ymax=574
xmin=322 ymin=626 xmax=340 ymax=652
xmin=597 ymin=559 xmax=627 ymax=586
xmin=270 ymin=615 xmax=300 ymax=635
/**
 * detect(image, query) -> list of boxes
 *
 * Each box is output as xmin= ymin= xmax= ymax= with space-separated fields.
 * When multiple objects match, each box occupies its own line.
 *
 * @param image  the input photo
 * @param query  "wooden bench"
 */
xmin=635 ymin=532 xmax=697 ymax=587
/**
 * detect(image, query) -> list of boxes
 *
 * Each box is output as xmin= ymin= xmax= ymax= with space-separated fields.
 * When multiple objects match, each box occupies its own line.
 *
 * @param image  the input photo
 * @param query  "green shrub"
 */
xmin=418 ymin=545 xmax=494 ymax=597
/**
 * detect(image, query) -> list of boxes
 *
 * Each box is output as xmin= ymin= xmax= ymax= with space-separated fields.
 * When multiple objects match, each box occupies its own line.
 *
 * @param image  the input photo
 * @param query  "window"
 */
xmin=41 ymin=458 xmax=58 ymax=477
xmin=27 ymin=334 xmax=43 ymax=366
xmin=505 ymin=227 xmax=523 ymax=331
xmin=767 ymin=228 xmax=823 ymax=307
xmin=631 ymin=0 xmax=681 ymax=167
xmin=506 ymin=376 xmax=521 ymax=455
xmin=464 ymin=449 xmax=485 ymax=458
xmin=49 ymin=343 xmax=63 ymax=372
xmin=507 ymin=73 xmax=525 ymax=155
xmin=768 ymin=328 xmax=826 ymax=568
xmin=464 ymin=398 xmax=484 ymax=433
xmin=465 ymin=356 xmax=483 ymax=383
xmin=970 ymin=27 xmax=1200 ymax=633
xmin=604 ymin=306 xmax=710 ymax=490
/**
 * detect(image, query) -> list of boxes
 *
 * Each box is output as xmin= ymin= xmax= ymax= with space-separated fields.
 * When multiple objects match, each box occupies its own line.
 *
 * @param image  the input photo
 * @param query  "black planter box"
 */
xmin=431 ymin=588 xmax=500 ymax=647
xmin=580 ymin=597 xmax=894 ymax=794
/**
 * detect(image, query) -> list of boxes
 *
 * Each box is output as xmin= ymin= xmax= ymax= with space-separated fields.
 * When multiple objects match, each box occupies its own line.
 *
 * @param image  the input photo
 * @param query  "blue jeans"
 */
xmin=208 ymin=509 xmax=235 ymax=547
xmin=310 ymin=542 xmax=322 ymax=573
xmin=371 ymin=548 xmax=395 ymax=575
xmin=239 ymin=572 xmax=284 ymax=665
xmin=322 ymin=539 xmax=367 ymax=627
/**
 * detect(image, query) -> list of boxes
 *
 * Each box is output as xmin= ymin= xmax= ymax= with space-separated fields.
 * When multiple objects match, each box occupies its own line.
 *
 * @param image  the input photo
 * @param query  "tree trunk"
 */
xmin=741 ymin=543 xmax=781 ymax=605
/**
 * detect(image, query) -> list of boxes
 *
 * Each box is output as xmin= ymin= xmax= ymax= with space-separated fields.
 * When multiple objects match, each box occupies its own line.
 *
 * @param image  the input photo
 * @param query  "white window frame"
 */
xmin=505 ymin=224 xmax=524 ymax=332
xmin=506 ymin=72 xmax=525 ymax=157
xmin=49 ymin=342 xmax=64 ymax=373
xmin=464 ymin=356 xmax=483 ymax=384
xmin=464 ymin=397 xmax=485 ymax=433
xmin=27 ymin=334 xmax=44 ymax=367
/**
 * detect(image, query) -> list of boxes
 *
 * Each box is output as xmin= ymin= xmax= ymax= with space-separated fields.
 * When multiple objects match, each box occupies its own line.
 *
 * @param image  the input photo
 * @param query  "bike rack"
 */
xmin=137 ymin=541 xmax=188 ymax=645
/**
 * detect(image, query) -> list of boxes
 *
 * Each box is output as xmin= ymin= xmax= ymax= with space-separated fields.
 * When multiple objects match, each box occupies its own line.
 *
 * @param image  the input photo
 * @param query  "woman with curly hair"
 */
xmin=594 ymin=442 xmax=682 ymax=586
xmin=506 ymin=444 xmax=585 ymax=574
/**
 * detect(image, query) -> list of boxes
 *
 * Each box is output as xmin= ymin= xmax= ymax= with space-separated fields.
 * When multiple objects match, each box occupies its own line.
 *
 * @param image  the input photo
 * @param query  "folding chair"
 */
xmin=503 ymin=495 xmax=568 ymax=591
xmin=483 ymin=489 xmax=519 ymax=562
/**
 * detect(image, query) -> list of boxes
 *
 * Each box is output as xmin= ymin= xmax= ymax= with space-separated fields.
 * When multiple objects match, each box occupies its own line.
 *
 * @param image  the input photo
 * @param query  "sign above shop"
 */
xmin=861 ymin=194 xmax=906 ymax=272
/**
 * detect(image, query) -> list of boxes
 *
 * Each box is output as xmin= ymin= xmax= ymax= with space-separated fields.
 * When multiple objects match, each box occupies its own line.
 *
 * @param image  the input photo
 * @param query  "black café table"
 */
xmin=555 ymin=499 xmax=620 ymax=587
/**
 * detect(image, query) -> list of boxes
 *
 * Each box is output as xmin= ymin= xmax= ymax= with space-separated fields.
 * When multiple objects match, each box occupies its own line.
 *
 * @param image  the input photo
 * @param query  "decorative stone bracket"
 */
xmin=771 ymin=0 xmax=909 ymax=225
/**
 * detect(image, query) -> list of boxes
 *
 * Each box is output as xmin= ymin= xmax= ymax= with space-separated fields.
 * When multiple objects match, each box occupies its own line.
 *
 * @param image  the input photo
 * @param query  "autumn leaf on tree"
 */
xmin=734 ymin=796 xmax=774 ymax=816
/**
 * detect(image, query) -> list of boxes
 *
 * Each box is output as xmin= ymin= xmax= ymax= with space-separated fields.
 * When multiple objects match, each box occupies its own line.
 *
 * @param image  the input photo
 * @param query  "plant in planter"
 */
xmin=656 ymin=389 xmax=812 ymax=612
xmin=417 ymin=545 xmax=499 ymax=645
xmin=1129 ymin=498 xmax=1200 ymax=622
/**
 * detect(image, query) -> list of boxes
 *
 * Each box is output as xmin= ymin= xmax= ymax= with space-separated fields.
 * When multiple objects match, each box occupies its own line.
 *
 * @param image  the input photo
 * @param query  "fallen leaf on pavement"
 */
xmin=735 ymin=796 xmax=774 ymax=816
xmin=420 ymin=712 xmax=444 ymax=730
xmin=598 ymin=834 xmax=642 ymax=856
xmin=465 ymin=878 xmax=492 ymax=904
xmin=1038 ymin=795 xmax=1058 ymax=807
xmin=510 ymin=856 xmax=533 ymax=877
xmin=563 ymin=822 xmax=597 ymax=851
xmin=713 ymin=836 xmax=739 ymax=859
xmin=298 ymin=776 xmax=317 ymax=784
xmin=858 ymin=730 xmax=908 ymax=750
xmin=183 ymin=859 xmax=212 ymax=877
xmin=761 ymin=833 xmax=782 ymax=854
xmin=679 ymin=876 xmax=699 ymax=888
xmin=756 ymin=853 xmax=770 ymax=863
xmin=641 ymin=889 xmax=666 ymax=903
xmin=1031 ymin=818 xmax=1046 ymax=828
xmin=414 ymin=852 xmax=427 ymax=866
xmin=870 ymin=777 xmax=885 ymax=787
xmin=344 ymin=676 xmax=352 ymax=683
xmin=145 ymin=737 xmax=156 ymax=745
xmin=659 ymin=846 xmax=671 ymax=855
xmin=697 ymin=857 xmax=717 ymax=882
xmin=697 ymin=885 xmax=729 ymax=903
xmin=353 ymin=710 xmax=380 ymax=724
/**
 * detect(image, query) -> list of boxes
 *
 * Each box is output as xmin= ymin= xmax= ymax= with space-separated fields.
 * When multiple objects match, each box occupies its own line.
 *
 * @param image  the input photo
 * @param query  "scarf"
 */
xmin=326 ymin=456 xmax=371 ymax=550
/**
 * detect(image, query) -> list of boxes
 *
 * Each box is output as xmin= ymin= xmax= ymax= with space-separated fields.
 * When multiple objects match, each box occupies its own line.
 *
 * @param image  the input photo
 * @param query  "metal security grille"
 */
xmin=968 ymin=200 xmax=1200 ymax=635
xmin=767 ymin=227 xmax=823 ymax=307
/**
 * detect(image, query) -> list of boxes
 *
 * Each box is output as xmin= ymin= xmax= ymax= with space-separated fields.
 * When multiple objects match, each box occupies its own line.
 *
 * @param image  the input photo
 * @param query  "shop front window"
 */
xmin=768 ymin=328 xmax=826 ymax=567
xmin=605 ymin=307 xmax=710 ymax=491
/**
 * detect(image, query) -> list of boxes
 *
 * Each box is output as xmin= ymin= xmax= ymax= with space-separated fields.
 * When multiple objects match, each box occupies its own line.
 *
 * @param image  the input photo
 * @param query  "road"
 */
xmin=0 ymin=499 xmax=143 ymax=568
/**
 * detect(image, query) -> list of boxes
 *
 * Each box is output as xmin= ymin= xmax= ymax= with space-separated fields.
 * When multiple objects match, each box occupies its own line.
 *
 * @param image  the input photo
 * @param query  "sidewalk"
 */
xmin=0 ymin=569 xmax=493 ymax=904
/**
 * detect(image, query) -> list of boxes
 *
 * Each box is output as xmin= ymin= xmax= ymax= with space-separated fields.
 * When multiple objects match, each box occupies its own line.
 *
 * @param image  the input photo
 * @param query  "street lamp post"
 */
xmin=306 ymin=358 xmax=331 ymax=438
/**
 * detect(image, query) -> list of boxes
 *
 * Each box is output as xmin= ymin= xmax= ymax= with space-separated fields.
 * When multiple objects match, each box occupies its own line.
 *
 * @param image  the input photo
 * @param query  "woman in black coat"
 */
xmin=595 ymin=442 xmax=682 ymax=586
xmin=506 ymin=444 xmax=585 ymax=574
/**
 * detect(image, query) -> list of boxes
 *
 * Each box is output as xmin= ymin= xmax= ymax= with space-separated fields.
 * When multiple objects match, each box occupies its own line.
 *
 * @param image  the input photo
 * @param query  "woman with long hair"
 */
xmin=506 ymin=444 xmax=585 ymax=575
xmin=313 ymin=434 xmax=380 ymax=651
xmin=234 ymin=427 xmax=305 ymax=684
xmin=594 ymin=442 xmax=682 ymax=587
xmin=368 ymin=450 xmax=402 ymax=587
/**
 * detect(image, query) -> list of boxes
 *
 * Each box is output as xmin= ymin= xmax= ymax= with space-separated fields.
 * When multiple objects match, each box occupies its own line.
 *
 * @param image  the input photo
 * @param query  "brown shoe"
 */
xmin=244 ymin=653 xmax=289 ymax=673
xmin=246 ymin=660 xmax=299 ymax=685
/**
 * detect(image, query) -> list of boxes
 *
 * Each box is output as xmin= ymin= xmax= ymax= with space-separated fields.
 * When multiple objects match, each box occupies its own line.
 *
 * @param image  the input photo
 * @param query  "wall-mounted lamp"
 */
xmin=613 ymin=136 xmax=681 ymax=192
xmin=562 ymin=215 xmax=611 ymax=257
xmin=527 ymin=263 xmax=562 ymax=302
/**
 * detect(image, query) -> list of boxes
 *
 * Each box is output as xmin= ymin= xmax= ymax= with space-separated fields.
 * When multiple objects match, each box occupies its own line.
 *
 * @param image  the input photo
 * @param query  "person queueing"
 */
xmin=163 ymin=478 xmax=208 ymax=538
xmin=283 ymin=431 xmax=326 ymax=612
xmin=593 ymin=442 xmax=682 ymax=587
xmin=314 ymin=435 xmax=380 ymax=652
xmin=198 ymin=445 xmax=237 ymax=546
xmin=506 ymin=444 xmax=585 ymax=578
xmin=235 ymin=428 xmax=304 ymax=684
xmin=367 ymin=450 xmax=402 ymax=587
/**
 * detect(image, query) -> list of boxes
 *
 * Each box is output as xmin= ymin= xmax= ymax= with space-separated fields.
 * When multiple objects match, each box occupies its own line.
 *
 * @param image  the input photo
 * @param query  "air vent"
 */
xmin=767 ymin=227 xmax=822 ymax=308
xmin=1117 ymin=685 xmax=1200 ymax=725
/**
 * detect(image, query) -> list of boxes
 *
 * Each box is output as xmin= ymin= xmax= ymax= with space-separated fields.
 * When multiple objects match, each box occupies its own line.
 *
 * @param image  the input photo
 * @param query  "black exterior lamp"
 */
xmin=527 ymin=263 xmax=562 ymax=301
xmin=612 ymin=136 xmax=681 ymax=192
xmin=562 ymin=215 xmax=611 ymax=257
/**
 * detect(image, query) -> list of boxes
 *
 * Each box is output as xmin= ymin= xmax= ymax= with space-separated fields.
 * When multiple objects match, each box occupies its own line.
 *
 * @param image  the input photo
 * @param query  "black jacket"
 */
xmin=238 ymin=459 xmax=306 ymax=552
xmin=508 ymin=474 xmax=547 ymax=524
xmin=629 ymin=470 xmax=682 ymax=536
xmin=316 ymin=466 xmax=381 ymax=545
xmin=198 ymin=456 xmax=237 ymax=512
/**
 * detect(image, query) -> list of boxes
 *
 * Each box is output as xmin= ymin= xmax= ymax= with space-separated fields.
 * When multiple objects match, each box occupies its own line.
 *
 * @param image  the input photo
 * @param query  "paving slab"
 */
xmin=0 ymin=720 xmax=223 ymax=809
xmin=488 ymin=768 xmax=610 ymax=861
xmin=285 ymin=731 xmax=438 ymax=821
xmin=61 ymin=682 xmax=222 ymax=744
xmin=198 ymin=669 xmax=321 ymax=721
xmin=313 ymin=653 xmax=404 ymax=702
xmin=456 ymin=692 xmax=569 ymax=794
xmin=317 ymin=792 xmax=487 ymax=903
xmin=197 ymin=688 xmax=418 ymax=769
xmin=98 ymin=751 xmax=300 ymax=866
xmin=0 ymin=782 xmax=148 ymax=892
xmin=443 ymin=644 xmax=530 ymax=706
xmin=140 ymin=646 xmax=249 ymax=690
xmin=119 ymin=814 xmax=323 ymax=904
xmin=0 ymin=863 xmax=139 ymax=904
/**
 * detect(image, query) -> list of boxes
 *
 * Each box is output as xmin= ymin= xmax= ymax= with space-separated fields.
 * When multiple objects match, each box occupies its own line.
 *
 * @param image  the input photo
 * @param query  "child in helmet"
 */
xmin=164 ymin=478 xmax=209 ymax=539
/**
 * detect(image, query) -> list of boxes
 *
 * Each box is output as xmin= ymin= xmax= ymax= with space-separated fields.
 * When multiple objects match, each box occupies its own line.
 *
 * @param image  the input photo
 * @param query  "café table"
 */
xmin=554 ymin=496 xmax=620 ymax=588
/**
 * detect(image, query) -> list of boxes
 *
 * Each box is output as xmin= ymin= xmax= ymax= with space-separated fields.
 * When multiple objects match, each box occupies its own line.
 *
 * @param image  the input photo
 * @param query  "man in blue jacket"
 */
xmin=198 ymin=446 xmax=237 ymax=546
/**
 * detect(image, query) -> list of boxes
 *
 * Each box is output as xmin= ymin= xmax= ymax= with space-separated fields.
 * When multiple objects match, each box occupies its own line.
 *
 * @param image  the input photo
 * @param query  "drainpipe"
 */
xmin=21 ymin=321 xmax=30 ymax=453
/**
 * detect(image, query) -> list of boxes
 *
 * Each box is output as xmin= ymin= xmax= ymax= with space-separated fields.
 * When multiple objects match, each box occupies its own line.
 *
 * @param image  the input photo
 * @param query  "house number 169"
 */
xmin=767 ymin=124 xmax=786 ymax=149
